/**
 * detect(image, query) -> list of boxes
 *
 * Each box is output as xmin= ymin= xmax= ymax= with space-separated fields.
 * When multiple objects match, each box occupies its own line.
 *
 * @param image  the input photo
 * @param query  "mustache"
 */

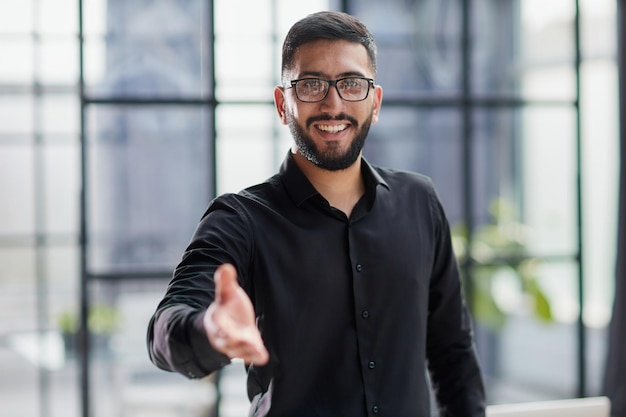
xmin=306 ymin=113 xmax=358 ymax=129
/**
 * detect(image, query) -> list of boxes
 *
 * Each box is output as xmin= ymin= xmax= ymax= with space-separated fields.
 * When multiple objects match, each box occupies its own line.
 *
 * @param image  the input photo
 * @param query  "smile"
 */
xmin=316 ymin=124 xmax=349 ymax=133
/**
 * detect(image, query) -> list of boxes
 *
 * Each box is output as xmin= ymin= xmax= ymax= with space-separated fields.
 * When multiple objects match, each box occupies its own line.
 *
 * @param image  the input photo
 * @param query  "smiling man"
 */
xmin=148 ymin=11 xmax=486 ymax=417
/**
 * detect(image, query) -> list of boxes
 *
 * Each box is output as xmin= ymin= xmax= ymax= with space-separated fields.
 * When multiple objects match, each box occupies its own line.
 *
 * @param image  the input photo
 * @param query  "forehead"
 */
xmin=289 ymin=39 xmax=373 ymax=78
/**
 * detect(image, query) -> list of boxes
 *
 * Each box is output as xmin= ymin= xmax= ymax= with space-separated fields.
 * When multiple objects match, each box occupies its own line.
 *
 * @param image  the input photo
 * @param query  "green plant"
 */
xmin=451 ymin=198 xmax=553 ymax=330
xmin=57 ymin=304 xmax=121 ymax=335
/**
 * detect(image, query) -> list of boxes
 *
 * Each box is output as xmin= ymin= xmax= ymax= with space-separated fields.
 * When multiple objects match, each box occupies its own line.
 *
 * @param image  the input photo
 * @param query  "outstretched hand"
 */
xmin=203 ymin=263 xmax=269 ymax=365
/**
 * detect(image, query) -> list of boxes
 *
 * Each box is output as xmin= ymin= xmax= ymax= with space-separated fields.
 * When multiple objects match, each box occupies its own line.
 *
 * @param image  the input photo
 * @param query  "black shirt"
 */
xmin=147 ymin=152 xmax=485 ymax=417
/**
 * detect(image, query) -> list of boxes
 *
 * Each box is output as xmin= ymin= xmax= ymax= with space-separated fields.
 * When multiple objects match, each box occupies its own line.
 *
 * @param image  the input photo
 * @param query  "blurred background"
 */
xmin=0 ymin=0 xmax=622 ymax=416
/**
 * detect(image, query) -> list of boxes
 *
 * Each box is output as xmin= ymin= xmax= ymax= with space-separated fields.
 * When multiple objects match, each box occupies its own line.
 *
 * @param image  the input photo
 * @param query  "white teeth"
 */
xmin=317 ymin=124 xmax=348 ymax=133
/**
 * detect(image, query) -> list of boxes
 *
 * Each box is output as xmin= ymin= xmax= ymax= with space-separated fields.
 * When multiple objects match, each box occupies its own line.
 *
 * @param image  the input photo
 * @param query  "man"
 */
xmin=148 ymin=10 xmax=486 ymax=417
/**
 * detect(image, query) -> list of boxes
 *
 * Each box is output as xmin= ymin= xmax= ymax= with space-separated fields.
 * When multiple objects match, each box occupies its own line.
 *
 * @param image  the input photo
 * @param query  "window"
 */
xmin=0 ymin=1 xmax=617 ymax=416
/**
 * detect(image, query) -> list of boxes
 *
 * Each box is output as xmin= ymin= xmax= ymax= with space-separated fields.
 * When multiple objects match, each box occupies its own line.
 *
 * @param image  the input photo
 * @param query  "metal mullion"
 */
xmin=573 ymin=0 xmax=586 ymax=398
xmin=0 ymin=84 xmax=77 ymax=94
xmin=208 ymin=2 xmax=220 ymax=416
xmin=86 ymin=271 xmax=173 ymax=281
xmin=467 ymin=252 xmax=581 ymax=268
xmin=82 ymin=97 xmax=215 ymax=106
xmin=209 ymin=0 xmax=217 ymax=211
xmin=31 ymin=0 xmax=52 ymax=415
xmin=340 ymin=0 xmax=349 ymax=13
xmin=380 ymin=97 xmax=578 ymax=108
xmin=82 ymin=98 xmax=277 ymax=106
xmin=270 ymin=0 xmax=281 ymax=170
xmin=77 ymin=0 xmax=91 ymax=416
xmin=460 ymin=0 xmax=475 ymax=313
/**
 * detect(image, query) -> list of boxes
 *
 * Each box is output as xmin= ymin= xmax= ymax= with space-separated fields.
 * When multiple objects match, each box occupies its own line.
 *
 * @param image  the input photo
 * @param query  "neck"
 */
xmin=292 ymin=150 xmax=365 ymax=218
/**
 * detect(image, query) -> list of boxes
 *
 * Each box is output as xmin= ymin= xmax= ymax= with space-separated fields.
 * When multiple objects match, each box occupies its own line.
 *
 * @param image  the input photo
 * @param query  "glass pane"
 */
xmin=352 ymin=0 xmax=462 ymax=96
xmin=84 ymin=0 xmax=210 ymax=98
xmin=86 ymin=279 xmax=217 ymax=417
xmin=276 ymin=0 xmax=334 ymax=34
xmin=83 ymin=36 xmax=106 ymax=87
xmin=44 ymin=144 xmax=80 ymax=235
xmin=581 ymin=59 xmax=619 ymax=330
xmin=86 ymin=105 xmax=213 ymax=274
xmin=521 ymin=107 xmax=578 ymax=256
xmin=518 ymin=0 xmax=576 ymax=100
xmin=38 ymin=0 xmax=78 ymax=35
xmin=470 ymin=108 xmax=524 ymax=254
xmin=48 ymin=245 xmax=80 ymax=327
xmin=214 ymin=0 xmax=275 ymax=101
xmin=477 ymin=261 xmax=579 ymax=402
xmin=49 ymin=365 xmax=80 ymax=417
xmin=214 ymin=0 xmax=273 ymax=34
xmin=215 ymin=37 xmax=274 ymax=102
xmin=0 ymin=39 xmax=34 ymax=83
xmin=40 ymin=39 xmax=79 ymax=85
xmin=0 ymin=247 xmax=42 ymax=416
xmin=363 ymin=107 xmax=464 ymax=222
xmin=578 ymin=0 xmax=618 ymax=392
xmin=44 ymin=245 xmax=80 ymax=417
xmin=0 ymin=2 xmax=34 ymax=33
xmin=41 ymin=95 xmax=80 ymax=135
xmin=0 ymin=145 xmax=35 ymax=234
xmin=0 ymin=95 xmax=34 ymax=134
xmin=0 ymin=348 xmax=40 ymax=417
xmin=579 ymin=0 xmax=618 ymax=332
xmin=0 ymin=247 xmax=37 ymax=331
xmin=216 ymin=104 xmax=282 ymax=194
xmin=83 ymin=0 xmax=107 ymax=37
xmin=521 ymin=66 xmax=576 ymax=102
xmin=580 ymin=0 xmax=617 ymax=57
xmin=471 ymin=0 xmax=518 ymax=95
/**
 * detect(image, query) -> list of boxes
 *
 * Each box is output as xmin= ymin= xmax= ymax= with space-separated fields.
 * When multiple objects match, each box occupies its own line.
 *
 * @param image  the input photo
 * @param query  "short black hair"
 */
xmin=281 ymin=11 xmax=378 ymax=81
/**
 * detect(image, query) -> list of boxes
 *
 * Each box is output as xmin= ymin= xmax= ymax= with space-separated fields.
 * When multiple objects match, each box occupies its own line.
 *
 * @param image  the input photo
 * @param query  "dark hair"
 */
xmin=281 ymin=11 xmax=378 ymax=81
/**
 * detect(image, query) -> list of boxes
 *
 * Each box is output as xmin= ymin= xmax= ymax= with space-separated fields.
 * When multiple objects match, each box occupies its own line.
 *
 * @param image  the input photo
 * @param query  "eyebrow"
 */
xmin=297 ymin=70 xmax=367 ymax=79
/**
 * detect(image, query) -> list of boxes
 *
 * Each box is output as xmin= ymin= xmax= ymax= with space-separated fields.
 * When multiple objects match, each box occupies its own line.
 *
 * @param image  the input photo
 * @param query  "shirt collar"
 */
xmin=279 ymin=152 xmax=390 ymax=207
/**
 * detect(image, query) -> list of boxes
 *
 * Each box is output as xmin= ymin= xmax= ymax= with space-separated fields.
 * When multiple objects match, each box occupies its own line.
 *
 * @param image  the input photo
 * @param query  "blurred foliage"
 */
xmin=57 ymin=304 xmax=121 ymax=335
xmin=451 ymin=198 xmax=553 ymax=330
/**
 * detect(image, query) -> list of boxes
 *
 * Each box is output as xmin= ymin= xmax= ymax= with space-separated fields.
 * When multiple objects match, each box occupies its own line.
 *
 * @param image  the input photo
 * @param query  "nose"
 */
xmin=319 ymin=84 xmax=344 ymax=111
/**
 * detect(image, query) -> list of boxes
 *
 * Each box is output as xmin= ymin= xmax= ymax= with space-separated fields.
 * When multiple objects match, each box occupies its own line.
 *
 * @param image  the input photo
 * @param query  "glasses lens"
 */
xmin=337 ymin=78 xmax=369 ymax=101
xmin=295 ymin=79 xmax=329 ymax=102
xmin=293 ymin=78 xmax=371 ymax=102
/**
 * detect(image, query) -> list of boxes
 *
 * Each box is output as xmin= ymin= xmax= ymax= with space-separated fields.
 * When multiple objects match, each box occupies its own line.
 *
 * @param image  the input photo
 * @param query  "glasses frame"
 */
xmin=286 ymin=77 xmax=375 ymax=103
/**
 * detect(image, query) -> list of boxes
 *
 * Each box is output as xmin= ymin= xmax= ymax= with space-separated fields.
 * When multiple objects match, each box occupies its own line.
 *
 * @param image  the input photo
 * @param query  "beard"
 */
xmin=286 ymin=111 xmax=373 ymax=171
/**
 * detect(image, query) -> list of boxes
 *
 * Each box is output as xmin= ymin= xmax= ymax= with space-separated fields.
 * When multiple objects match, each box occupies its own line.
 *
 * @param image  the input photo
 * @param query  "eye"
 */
xmin=342 ymin=78 xmax=361 ymax=88
xmin=301 ymin=79 xmax=323 ymax=89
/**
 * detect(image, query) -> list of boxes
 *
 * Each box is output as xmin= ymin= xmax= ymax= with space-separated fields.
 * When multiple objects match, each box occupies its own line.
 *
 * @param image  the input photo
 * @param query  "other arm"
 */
xmin=426 ymin=192 xmax=486 ymax=417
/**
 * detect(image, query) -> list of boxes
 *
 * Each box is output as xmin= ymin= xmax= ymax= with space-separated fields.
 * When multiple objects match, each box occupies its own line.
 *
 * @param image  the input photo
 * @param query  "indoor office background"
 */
xmin=0 ymin=0 xmax=621 ymax=417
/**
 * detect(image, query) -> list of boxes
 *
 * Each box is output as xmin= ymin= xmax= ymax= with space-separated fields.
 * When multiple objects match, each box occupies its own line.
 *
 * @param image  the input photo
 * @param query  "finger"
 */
xmin=227 ymin=338 xmax=269 ymax=365
xmin=214 ymin=326 xmax=269 ymax=364
xmin=214 ymin=263 xmax=238 ymax=304
xmin=238 ymin=328 xmax=269 ymax=365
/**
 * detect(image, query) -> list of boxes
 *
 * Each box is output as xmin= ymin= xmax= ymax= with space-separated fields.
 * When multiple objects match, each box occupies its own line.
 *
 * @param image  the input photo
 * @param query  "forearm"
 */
xmin=147 ymin=196 xmax=252 ymax=378
xmin=147 ymin=303 xmax=231 ymax=379
xmin=428 ymin=333 xmax=486 ymax=417
xmin=426 ymin=194 xmax=486 ymax=415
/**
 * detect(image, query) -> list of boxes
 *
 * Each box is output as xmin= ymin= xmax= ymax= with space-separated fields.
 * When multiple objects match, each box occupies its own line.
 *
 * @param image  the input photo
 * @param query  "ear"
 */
xmin=274 ymin=86 xmax=288 ymax=125
xmin=371 ymin=85 xmax=383 ymax=124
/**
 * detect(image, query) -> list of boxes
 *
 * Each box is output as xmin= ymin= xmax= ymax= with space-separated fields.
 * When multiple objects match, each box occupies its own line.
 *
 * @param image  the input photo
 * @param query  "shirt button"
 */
xmin=368 ymin=361 xmax=376 ymax=369
xmin=355 ymin=263 xmax=363 ymax=272
xmin=361 ymin=310 xmax=369 ymax=319
xmin=372 ymin=405 xmax=380 ymax=414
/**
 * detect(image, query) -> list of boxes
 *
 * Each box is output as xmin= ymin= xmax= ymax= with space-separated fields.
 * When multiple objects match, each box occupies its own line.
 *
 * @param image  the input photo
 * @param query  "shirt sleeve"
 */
xmin=424 ymin=184 xmax=486 ymax=417
xmin=146 ymin=194 xmax=254 ymax=379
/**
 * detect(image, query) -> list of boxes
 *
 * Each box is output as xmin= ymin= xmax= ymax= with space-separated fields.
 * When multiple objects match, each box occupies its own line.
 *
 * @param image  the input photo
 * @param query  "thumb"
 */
xmin=214 ymin=263 xmax=239 ymax=304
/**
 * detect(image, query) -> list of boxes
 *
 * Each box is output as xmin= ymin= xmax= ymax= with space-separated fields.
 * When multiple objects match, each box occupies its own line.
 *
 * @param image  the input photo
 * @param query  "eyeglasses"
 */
xmin=286 ymin=77 xmax=375 ymax=103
